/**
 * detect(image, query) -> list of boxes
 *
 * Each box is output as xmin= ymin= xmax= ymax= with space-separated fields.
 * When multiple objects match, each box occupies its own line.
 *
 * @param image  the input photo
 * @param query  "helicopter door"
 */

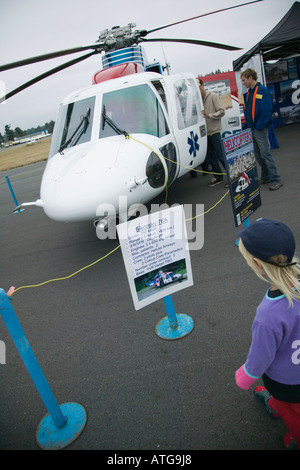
xmin=162 ymin=74 xmax=207 ymax=177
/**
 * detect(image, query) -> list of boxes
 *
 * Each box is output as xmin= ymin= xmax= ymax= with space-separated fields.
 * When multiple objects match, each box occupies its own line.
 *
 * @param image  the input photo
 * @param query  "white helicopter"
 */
xmin=1 ymin=1 xmax=262 ymax=233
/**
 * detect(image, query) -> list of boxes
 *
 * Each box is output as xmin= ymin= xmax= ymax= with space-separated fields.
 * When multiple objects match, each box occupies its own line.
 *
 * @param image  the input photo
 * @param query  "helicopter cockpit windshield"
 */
xmin=49 ymin=96 xmax=95 ymax=157
xmin=49 ymin=82 xmax=170 ymax=159
xmin=100 ymin=84 xmax=169 ymax=139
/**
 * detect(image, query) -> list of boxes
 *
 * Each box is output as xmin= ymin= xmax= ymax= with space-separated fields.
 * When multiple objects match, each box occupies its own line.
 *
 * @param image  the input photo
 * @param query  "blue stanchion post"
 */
xmin=0 ymin=288 xmax=86 ymax=450
xmin=243 ymin=217 xmax=250 ymax=229
xmin=163 ymin=295 xmax=178 ymax=329
xmin=5 ymin=176 xmax=24 ymax=213
xmin=155 ymin=294 xmax=194 ymax=340
xmin=236 ymin=216 xmax=250 ymax=246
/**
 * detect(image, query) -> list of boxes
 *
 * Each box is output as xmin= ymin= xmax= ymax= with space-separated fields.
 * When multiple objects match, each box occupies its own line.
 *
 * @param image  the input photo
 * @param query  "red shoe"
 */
xmin=254 ymin=386 xmax=280 ymax=419
xmin=283 ymin=433 xmax=298 ymax=450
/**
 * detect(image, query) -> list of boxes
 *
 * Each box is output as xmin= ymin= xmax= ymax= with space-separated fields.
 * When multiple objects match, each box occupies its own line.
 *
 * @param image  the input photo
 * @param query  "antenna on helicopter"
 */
xmin=161 ymin=43 xmax=171 ymax=76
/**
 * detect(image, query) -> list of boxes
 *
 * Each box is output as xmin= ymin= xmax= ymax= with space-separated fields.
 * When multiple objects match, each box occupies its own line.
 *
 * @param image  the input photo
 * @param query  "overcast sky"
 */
xmin=0 ymin=0 xmax=296 ymax=133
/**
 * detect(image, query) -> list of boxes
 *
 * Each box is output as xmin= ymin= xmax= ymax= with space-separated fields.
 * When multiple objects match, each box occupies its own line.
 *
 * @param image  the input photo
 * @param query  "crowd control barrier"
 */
xmin=5 ymin=176 xmax=25 ymax=213
xmin=235 ymin=216 xmax=250 ymax=246
xmin=0 ymin=288 xmax=87 ymax=450
xmin=155 ymin=295 xmax=194 ymax=340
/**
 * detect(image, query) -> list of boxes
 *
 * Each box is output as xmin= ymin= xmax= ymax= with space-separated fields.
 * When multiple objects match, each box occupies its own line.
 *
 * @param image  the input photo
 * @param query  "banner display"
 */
xmin=222 ymin=129 xmax=261 ymax=226
xmin=117 ymin=205 xmax=193 ymax=310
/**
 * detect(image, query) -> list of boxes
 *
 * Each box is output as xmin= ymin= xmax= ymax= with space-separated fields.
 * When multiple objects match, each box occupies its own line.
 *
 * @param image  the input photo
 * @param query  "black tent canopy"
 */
xmin=233 ymin=1 xmax=300 ymax=70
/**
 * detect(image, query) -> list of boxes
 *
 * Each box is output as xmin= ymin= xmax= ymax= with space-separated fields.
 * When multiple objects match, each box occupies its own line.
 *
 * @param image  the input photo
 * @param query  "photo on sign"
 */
xmin=134 ymin=259 xmax=188 ymax=303
xmin=226 ymin=149 xmax=256 ymax=190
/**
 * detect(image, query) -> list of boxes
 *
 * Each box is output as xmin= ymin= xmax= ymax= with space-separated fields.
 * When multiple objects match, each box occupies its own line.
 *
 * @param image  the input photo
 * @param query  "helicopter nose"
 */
xmin=40 ymin=142 xmax=121 ymax=221
xmin=40 ymin=138 xmax=166 ymax=223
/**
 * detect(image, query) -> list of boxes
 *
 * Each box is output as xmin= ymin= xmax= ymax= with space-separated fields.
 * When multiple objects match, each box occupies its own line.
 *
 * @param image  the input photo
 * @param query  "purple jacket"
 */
xmin=244 ymin=290 xmax=300 ymax=385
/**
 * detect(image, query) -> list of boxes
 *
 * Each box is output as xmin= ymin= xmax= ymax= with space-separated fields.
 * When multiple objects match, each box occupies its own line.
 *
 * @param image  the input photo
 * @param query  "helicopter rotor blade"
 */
xmin=0 ymin=1 xmax=263 ymax=73
xmin=145 ymin=0 xmax=263 ymax=35
xmin=0 ymin=51 xmax=97 ymax=103
xmin=0 ymin=44 xmax=104 ymax=72
xmin=0 ymin=0 xmax=263 ymax=101
xmin=141 ymin=37 xmax=241 ymax=51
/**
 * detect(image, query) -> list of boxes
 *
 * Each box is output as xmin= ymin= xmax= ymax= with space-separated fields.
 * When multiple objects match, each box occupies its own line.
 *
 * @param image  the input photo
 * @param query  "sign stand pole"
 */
xmin=0 ymin=288 xmax=87 ymax=450
xmin=243 ymin=217 xmax=251 ymax=228
xmin=155 ymin=294 xmax=194 ymax=340
xmin=235 ymin=216 xmax=250 ymax=246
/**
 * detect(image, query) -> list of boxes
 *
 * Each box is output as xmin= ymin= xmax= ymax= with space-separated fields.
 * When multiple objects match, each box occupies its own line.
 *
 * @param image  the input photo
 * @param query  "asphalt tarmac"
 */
xmin=0 ymin=123 xmax=299 ymax=451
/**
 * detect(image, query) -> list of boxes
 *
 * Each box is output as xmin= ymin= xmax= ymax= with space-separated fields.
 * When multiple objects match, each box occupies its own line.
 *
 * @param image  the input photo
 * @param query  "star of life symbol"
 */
xmin=188 ymin=131 xmax=199 ymax=157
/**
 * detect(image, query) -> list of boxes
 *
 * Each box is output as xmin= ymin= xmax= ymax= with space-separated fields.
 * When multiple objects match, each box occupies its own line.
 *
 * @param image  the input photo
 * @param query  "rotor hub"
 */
xmin=97 ymin=24 xmax=144 ymax=51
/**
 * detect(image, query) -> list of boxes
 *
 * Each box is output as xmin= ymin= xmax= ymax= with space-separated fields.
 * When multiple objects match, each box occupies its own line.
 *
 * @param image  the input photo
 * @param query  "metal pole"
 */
xmin=243 ymin=216 xmax=250 ymax=229
xmin=5 ymin=176 xmax=19 ymax=207
xmin=5 ymin=176 xmax=24 ymax=212
xmin=236 ymin=216 xmax=250 ymax=246
xmin=155 ymin=294 xmax=194 ymax=340
xmin=163 ymin=295 xmax=178 ymax=329
xmin=259 ymin=51 xmax=266 ymax=86
xmin=0 ymin=288 xmax=87 ymax=449
xmin=0 ymin=288 xmax=67 ymax=428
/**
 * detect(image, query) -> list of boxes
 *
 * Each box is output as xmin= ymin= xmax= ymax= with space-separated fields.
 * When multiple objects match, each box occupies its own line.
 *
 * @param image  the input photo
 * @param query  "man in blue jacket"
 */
xmin=241 ymin=68 xmax=282 ymax=191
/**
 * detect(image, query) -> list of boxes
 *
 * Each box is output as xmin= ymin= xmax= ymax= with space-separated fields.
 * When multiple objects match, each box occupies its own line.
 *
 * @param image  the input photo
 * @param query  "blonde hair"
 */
xmin=239 ymin=239 xmax=300 ymax=307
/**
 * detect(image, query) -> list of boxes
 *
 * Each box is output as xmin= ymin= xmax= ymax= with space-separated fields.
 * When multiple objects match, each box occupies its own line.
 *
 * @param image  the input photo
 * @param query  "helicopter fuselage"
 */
xmin=39 ymin=70 xmax=208 ymax=225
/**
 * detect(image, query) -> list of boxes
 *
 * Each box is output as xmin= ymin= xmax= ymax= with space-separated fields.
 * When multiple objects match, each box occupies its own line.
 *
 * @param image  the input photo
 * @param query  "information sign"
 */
xmin=117 ymin=205 xmax=193 ymax=310
xmin=223 ymin=129 xmax=261 ymax=226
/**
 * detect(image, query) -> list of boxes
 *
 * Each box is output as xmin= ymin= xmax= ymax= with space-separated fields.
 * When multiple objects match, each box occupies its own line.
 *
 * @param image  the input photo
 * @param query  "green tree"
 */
xmin=4 ymin=124 xmax=14 ymax=141
xmin=44 ymin=120 xmax=55 ymax=133
xmin=14 ymin=127 xmax=25 ymax=138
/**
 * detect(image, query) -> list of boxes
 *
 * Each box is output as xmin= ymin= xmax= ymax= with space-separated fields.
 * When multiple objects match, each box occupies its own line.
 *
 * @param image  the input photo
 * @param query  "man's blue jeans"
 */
xmin=252 ymin=127 xmax=281 ymax=183
xmin=207 ymin=132 xmax=226 ymax=181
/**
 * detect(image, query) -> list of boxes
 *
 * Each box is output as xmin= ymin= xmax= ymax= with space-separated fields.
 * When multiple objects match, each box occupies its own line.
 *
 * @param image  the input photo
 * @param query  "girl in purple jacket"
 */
xmin=236 ymin=218 xmax=300 ymax=450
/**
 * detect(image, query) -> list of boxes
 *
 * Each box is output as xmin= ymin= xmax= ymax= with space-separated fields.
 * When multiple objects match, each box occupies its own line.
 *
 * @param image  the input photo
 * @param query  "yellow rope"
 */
xmin=127 ymin=135 xmax=168 ymax=203
xmin=10 ymin=190 xmax=229 ymax=296
xmin=11 ymin=245 xmax=120 ymax=295
xmin=185 ymin=190 xmax=229 ymax=221
xmin=128 ymin=134 xmax=226 ymax=177
xmin=9 ymin=134 xmax=229 ymax=296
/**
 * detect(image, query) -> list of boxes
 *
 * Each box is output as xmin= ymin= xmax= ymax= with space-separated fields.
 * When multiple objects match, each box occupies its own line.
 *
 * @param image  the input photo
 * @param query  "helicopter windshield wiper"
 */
xmin=59 ymin=107 xmax=91 ymax=154
xmin=102 ymin=105 xmax=128 ymax=137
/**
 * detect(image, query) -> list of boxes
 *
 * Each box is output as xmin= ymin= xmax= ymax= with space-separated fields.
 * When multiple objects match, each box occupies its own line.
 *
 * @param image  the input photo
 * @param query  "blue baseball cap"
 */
xmin=238 ymin=218 xmax=296 ymax=267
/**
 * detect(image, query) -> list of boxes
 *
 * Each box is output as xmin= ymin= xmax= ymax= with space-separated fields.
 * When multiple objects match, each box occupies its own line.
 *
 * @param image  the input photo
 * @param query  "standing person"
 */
xmin=235 ymin=218 xmax=300 ymax=450
xmin=240 ymin=68 xmax=282 ymax=191
xmin=198 ymin=79 xmax=226 ymax=187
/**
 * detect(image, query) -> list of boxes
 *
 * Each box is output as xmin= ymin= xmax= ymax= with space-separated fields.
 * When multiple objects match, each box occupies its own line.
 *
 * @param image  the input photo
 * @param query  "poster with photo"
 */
xmin=265 ymin=60 xmax=289 ymax=84
xmin=117 ymin=205 xmax=193 ymax=310
xmin=222 ymin=129 xmax=261 ymax=227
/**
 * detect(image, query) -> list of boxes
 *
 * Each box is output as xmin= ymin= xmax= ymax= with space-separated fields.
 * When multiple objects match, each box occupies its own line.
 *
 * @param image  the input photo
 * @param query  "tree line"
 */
xmin=0 ymin=120 xmax=55 ymax=143
xmin=198 ymin=69 xmax=230 ymax=77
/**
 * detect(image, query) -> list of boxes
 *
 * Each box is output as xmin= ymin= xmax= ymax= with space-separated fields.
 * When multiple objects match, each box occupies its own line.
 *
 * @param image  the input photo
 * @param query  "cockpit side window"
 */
xmin=100 ymin=84 xmax=169 ymax=139
xmin=174 ymin=78 xmax=199 ymax=130
xmin=151 ymin=80 xmax=168 ymax=113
